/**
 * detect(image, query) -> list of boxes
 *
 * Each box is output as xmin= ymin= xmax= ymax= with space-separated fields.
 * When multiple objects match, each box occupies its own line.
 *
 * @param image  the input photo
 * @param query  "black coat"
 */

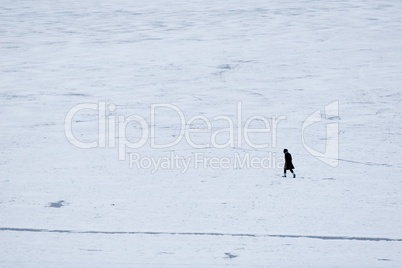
xmin=284 ymin=152 xmax=295 ymax=170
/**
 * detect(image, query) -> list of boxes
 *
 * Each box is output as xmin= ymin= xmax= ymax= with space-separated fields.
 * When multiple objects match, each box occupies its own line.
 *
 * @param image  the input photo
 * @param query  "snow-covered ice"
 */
xmin=1 ymin=0 xmax=402 ymax=267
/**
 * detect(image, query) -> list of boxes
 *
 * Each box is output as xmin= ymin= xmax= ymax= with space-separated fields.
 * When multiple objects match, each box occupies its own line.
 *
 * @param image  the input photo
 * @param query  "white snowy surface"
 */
xmin=1 ymin=0 xmax=402 ymax=267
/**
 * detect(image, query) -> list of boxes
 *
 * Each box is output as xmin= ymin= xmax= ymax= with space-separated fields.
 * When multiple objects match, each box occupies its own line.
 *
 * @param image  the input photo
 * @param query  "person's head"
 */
xmin=283 ymin=149 xmax=288 ymax=153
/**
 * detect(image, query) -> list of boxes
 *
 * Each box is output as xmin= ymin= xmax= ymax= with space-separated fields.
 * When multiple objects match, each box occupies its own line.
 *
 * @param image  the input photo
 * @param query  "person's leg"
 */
xmin=290 ymin=169 xmax=296 ymax=178
xmin=282 ymin=169 xmax=287 ymax=177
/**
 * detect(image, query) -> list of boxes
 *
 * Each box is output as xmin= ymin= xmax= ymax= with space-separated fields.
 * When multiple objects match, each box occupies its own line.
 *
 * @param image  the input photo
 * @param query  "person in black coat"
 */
xmin=283 ymin=149 xmax=296 ymax=178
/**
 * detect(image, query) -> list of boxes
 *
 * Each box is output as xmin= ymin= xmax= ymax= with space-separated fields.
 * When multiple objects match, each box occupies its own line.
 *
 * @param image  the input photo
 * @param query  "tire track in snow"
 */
xmin=1 ymin=227 xmax=401 ymax=242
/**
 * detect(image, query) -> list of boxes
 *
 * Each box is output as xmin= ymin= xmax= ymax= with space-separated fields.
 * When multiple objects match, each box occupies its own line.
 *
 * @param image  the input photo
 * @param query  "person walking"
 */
xmin=282 ymin=149 xmax=296 ymax=178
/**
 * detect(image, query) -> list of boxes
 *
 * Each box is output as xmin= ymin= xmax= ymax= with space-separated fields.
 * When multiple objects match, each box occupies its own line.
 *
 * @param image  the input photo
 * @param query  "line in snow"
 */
xmin=306 ymin=154 xmax=396 ymax=168
xmin=1 ymin=227 xmax=401 ymax=242
xmin=314 ymin=155 xmax=402 ymax=168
